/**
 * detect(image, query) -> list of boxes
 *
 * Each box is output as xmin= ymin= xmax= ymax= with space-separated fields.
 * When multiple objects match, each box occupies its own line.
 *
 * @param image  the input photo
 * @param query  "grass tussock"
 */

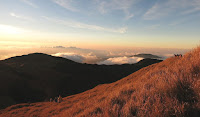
xmin=1 ymin=47 xmax=200 ymax=117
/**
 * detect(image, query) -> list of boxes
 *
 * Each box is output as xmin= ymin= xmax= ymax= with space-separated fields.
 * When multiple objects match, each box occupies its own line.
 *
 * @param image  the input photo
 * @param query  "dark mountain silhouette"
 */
xmin=0 ymin=53 xmax=161 ymax=109
xmin=133 ymin=53 xmax=161 ymax=59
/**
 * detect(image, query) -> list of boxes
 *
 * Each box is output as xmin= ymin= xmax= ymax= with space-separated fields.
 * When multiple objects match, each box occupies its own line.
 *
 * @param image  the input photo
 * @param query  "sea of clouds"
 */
xmin=97 ymin=56 xmax=144 ymax=65
xmin=0 ymin=45 xmax=189 ymax=65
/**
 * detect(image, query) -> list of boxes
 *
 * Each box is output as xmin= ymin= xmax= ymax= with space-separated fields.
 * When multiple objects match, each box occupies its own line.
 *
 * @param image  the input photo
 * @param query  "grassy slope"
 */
xmin=1 ymin=47 xmax=200 ymax=117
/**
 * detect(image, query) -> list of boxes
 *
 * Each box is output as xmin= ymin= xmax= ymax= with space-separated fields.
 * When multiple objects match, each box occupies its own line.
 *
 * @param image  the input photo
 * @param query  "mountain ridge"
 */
xmin=0 ymin=53 xmax=161 ymax=109
xmin=133 ymin=53 xmax=161 ymax=59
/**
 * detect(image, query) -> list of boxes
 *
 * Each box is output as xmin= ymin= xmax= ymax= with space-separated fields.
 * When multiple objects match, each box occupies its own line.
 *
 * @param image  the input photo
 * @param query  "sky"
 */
xmin=0 ymin=0 xmax=199 ymax=63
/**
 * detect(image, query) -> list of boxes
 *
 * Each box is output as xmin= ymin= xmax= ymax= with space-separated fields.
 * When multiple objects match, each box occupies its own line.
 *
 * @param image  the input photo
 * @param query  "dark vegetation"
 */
xmin=0 ymin=53 xmax=161 ymax=109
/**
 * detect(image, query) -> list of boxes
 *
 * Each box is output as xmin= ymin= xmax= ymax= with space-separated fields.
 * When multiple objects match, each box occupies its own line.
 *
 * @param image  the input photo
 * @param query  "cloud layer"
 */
xmin=52 ymin=52 xmax=144 ymax=65
xmin=144 ymin=0 xmax=200 ymax=20
xmin=10 ymin=12 xmax=34 ymax=21
xmin=20 ymin=0 xmax=38 ymax=8
xmin=95 ymin=0 xmax=137 ymax=20
xmin=0 ymin=45 xmax=189 ymax=65
xmin=52 ymin=52 xmax=98 ymax=63
xmin=52 ymin=0 xmax=78 ymax=12
xmin=43 ymin=16 xmax=127 ymax=33
xmin=50 ymin=46 xmax=189 ymax=65
xmin=97 ymin=56 xmax=143 ymax=65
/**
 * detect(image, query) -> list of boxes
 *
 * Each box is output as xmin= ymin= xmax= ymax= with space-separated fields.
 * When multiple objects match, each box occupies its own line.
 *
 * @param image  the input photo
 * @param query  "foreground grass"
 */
xmin=1 ymin=47 xmax=200 ymax=117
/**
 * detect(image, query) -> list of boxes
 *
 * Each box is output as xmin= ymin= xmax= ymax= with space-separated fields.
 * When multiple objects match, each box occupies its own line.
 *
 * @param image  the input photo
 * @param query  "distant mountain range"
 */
xmin=0 ymin=53 xmax=161 ymax=109
xmin=133 ymin=53 xmax=161 ymax=59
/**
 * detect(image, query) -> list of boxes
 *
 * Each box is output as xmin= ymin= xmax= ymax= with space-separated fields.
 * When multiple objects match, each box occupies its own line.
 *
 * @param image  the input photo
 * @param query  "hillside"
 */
xmin=0 ymin=53 xmax=161 ymax=109
xmin=1 ymin=47 xmax=200 ymax=117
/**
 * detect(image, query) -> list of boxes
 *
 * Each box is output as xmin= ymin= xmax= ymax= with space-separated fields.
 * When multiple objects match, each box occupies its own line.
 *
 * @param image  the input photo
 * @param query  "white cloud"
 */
xmin=10 ymin=12 xmax=34 ymax=21
xmin=144 ymin=0 xmax=200 ymax=20
xmin=53 ymin=53 xmax=84 ymax=63
xmin=125 ymin=12 xmax=134 ymax=20
xmin=169 ymin=18 xmax=188 ymax=26
xmin=182 ymin=7 xmax=200 ymax=14
xmin=52 ymin=52 xmax=98 ymax=63
xmin=96 ymin=0 xmax=137 ymax=20
xmin=20 ymin=0 xmax=38 ymax=8
xmin=182 ymin=0 xmax=200 ymax=14
xmin=53 ymin=51 xmax=144 ymax=65
xmin=181 ymin=0 xmax=200 ymax=15
xmin=97 ymin=56 xmax=143 ymax=65
xmin=43 ymin=16 xmax=127 ymax=33
xmin=143 ymin=2 xmax=171 ymax=20
xmin=52 ymin=0 xmax=78 ymax=12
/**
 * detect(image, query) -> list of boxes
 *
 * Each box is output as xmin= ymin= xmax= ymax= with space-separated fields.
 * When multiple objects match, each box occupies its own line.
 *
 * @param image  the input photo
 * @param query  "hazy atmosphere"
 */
xmin=1 ymin=0 xmax=199 ymax=64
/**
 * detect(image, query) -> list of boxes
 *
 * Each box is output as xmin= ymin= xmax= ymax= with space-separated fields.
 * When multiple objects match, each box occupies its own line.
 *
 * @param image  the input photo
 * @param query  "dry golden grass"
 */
xmin=1 ymin=47 xmax=200 ymax=117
